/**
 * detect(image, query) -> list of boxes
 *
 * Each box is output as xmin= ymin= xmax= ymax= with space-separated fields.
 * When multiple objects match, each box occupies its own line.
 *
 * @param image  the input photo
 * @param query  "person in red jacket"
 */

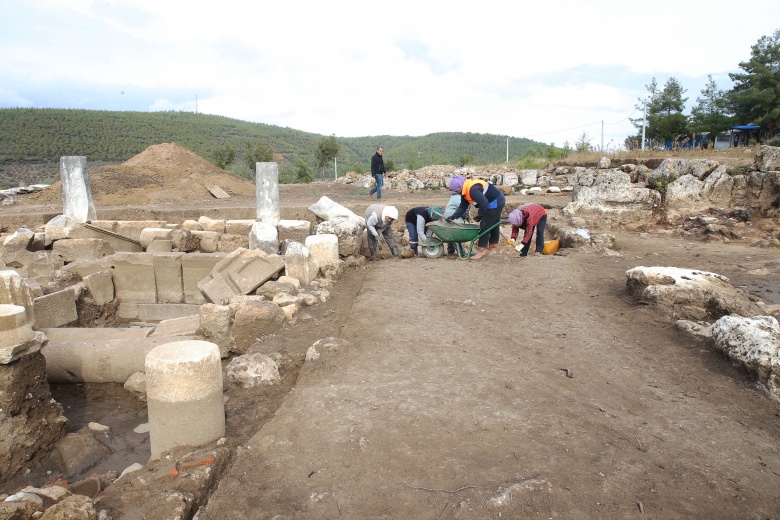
xmin=508 ymin=204 xmax=547 ymax=256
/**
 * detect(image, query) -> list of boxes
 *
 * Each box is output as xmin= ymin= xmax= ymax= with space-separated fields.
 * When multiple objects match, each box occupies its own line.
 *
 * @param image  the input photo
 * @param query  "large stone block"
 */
xmin=140 ymin=228 xmax=173 ymax=248
xmin=249 ymin=222 xmax=279 ymax=255
xmin=284 ymin=242 xmax=319 ymax=286
xmin=118 ymin=303 xmax=200 ymax=322
xmin=277 ymin=220 xmax=312 ymax=244
xmin=150 ymin=314 xmax=200 ymax=337
xmin=305 ymin=234 xmax=339 ymax=268
xmin=33 ymin=285 xmax=80 ymax=328
xmin=115 ymin=221 xmax=168 ymax=242
xmin=230 ymin=301 xmax=285 ymax=354
xmin=111 ymin=252 xmax=157 ymax=304
xmin=225 ymin=219 xmax=256 ymax=235
xmin=316 ymin=217 xmax=364 ymax=257
xmin=217 ymin=233 xmax=250 ymax=253
xmin=256 ymin=162 xmax=280 ymax=225
xmin=308 ymin=196 xmax=363 ymax=222
xmin=53 ymin=238 xmax=114 ymax=263
xmin=198 ymin=248 xmax=285 ymax=304
xmin=181 ymin=253 xmax=227 ymax=304
xmin=152 ymin=252 xmax=184 ymax=304
xmin=0 ymin=305 xmax=42 ymax=364
xmin=198 ymin=303 xmax=234 ymax=358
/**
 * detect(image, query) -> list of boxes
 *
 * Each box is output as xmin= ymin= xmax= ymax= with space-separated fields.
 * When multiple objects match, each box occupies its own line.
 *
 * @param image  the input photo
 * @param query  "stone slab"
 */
xmin=150 ymin=314 xmax=201 ymax=337
xmin=181 ymin=253 xmax=227 ymax=304
xmin=152 ymin=253 xmax=184 ymax=304
xmin=33 ymin=286 xmax=80 ymax=328
xmin=111 ymin=253 xmax=157 ymax=304
xmin=206 ymin=185 xmax=231 ymax=199
xmin=119 ymin=303 xmax=201 ymax=322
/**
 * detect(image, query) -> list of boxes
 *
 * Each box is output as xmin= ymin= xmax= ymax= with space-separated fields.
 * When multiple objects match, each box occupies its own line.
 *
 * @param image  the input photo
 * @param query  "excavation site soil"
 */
xmin=3 ymin=145 xmax=780 ymax=518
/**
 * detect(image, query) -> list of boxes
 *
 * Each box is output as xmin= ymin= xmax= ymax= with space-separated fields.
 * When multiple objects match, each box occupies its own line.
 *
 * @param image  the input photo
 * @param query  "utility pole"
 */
xmin=195 ymin=94 xmax=198 ymax=114
xmin=334 ymin=157 xmax=337 ymax=180
xmin=641 ymin=101 xmax=647 ymax=151
xmin=601 ymin=121 xmax=604 ymax=152
xmin=506 ymin=136 xmax=509 ymax=164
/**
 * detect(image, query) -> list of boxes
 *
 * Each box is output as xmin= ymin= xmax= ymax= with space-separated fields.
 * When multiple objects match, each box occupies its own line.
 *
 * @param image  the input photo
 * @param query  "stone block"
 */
xmin=41 ymin=327 xmax=152 ymax=342
xmin=217 ymin=233 xmax=249 ymax=253
xmin=62 ymin=258 xmax=111 ymax=279
xmin=181 ymin=253 xmax=226 ymax=304
xmin=277 ymin=220 xmax=311 ymax=244
xmin=199 ymin=217 xmax=226 ymax=233
xmin=82 ymin=270 xmax=115 ymax=305
xmin=230 ymin=301 xmax=285 ymax=354
xmin=152 ymin=253 xmax=184 ymax=304
xmin=89 ymin=220 xmax=117 ymax=232
xmin=198 ymin=303 xmax=234 ymax=358
xmin=249 ymin=222 xmax=279 ymax=255
xmin=305 ymin=234 xmax=339 ymax=268
xmin=33 ymin=286 xmax=80 ymax=328
xmin=118 ymin=303 xmax=200 ymax=322
xmin=146 ymin=239 xmax=173 ymax=253
xmin=53 ymin=238 xmax=114 ymax=263
xmin=0 ymin=305 xmax=41 ymax=364
xmin=140 ymin=228 xmax=173 ymax=248
xmin=284 ymin=242 xmax=319 ymax=286
xmin=56 ymin=430 xmax=106 ymax=477
xmin=192 ymin=231 xmax=220 ymax=253
xmin=150 ymin=314 xmax=200 ymax=337
xmin=0 ymin=270 xmax=35 ymax=322
xmin=182 ymin=220 xmax=203 ymax=231
xmin=115 ymin=221 xmax=168 ymax=242
xmin=111 ymin=252 xmax=157 ymax=304
xmin=198 ymin=248 xmax=285 ymax=304
xmin=225 ymin=219 xmax=256 ymax=235
xmin=316 ymin=217 xmax=364 ymax=257
xmin=170 ymin=229 xmax=200 ymax=252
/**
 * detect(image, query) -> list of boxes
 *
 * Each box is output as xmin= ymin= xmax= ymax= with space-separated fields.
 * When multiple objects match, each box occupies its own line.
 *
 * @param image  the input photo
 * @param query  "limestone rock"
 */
xmin=754 ymin=144 xmax=780 ymax=172
xmin=226 ymin=353 xmax=281 ymax=388
xmin=712 ymin=315 xmax=780 ymax=400
xmin=316 ymin=217 xmax=364 ymax=257
xmin=626 ymin=266 xmax=763 ymax=320
xmin=230 ymin=301 xmax=285 ymax=354
xmin=306 ymin=337 xmax=350 ymax=361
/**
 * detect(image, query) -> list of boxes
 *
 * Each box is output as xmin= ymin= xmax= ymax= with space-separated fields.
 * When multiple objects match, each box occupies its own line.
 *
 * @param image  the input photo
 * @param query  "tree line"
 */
xmin=627 ymin=29 xmax=780 ymax=149
xmin=0 ymin=108 xmax=551 ymax=185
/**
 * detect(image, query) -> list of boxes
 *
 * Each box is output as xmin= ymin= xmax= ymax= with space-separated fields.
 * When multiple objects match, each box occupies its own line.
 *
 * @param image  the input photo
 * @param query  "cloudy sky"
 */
xmin=1 ymin=0 xmax=777 ymax=151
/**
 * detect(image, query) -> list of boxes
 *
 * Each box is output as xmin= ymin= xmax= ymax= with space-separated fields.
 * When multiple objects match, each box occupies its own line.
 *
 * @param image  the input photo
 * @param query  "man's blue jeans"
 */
xmin=369 ymin=174 xmax=384 ymax=199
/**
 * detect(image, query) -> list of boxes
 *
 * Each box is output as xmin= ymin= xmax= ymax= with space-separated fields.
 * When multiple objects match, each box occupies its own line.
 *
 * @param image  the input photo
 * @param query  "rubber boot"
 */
xmin=470 ymin=247 xmax=489 ymax=261
xmin=368 ymin=241 xmax=377 ymax=261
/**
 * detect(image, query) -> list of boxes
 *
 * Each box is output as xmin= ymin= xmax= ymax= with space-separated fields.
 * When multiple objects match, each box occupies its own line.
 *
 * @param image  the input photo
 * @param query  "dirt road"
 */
xmin=201 ymin=235 xmax=780 ymax=519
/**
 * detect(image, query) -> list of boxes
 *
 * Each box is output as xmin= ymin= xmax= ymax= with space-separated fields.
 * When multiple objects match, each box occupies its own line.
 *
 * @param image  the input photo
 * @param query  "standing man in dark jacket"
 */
xmin=369 ymin=146 xmax=386 ymax=200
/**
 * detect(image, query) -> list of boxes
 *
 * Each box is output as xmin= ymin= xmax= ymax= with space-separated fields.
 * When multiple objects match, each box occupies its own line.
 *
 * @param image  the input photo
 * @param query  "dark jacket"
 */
xmin=371 ymin=152 xmax=386 ymax=177
xmin=450 ymin=183 xmax=505 ymax=221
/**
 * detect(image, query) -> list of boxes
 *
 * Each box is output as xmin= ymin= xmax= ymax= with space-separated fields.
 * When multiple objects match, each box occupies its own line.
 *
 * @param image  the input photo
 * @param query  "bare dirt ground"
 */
xmin=197 ymin=230 xmax=780 ymax=520
xmin=2 ymin=165 xmax=780 ymax=518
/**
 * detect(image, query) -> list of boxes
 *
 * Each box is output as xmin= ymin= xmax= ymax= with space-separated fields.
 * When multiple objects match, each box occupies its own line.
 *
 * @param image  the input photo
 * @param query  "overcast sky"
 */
xmin=1 ymin=0 xmax=777 ymax=152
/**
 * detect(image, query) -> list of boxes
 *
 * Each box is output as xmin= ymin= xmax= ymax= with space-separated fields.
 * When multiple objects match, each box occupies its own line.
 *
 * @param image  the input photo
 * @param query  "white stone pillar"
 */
xmin=60 ymin=156 xmax=96 ymax=223
xmin=256 ymin=162 xmax=280 ymax=226
xmin=145 ymin=340 xmax=225 ymax=459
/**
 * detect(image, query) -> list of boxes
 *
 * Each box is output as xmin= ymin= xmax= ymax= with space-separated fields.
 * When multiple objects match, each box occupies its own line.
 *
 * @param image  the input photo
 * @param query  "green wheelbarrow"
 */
xmin=421 ymin=219 xmax=506 ymax=260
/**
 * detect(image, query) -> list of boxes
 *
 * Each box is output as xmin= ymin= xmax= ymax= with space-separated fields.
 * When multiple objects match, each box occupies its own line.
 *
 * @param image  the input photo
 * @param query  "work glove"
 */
xmin=444 ymin=217 xmax=453 ymax=223
xmin=474 ymin=215 xmax=482 ymax=222
xmin=507 ymin=238 xmax=515 ymax=245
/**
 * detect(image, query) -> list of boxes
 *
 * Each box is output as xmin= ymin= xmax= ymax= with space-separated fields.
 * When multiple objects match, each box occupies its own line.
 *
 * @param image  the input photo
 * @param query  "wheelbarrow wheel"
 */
xmin=421 ymin=243 xmax=444 ymax=259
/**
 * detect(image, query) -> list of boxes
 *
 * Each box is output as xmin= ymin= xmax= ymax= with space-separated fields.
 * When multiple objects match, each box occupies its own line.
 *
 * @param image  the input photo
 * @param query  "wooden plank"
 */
xmin=206 ymin=185 xmax=231 ymax=199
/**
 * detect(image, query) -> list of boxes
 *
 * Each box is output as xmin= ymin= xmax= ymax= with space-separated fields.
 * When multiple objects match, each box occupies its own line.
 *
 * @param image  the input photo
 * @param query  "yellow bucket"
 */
xmin=543 ymin=239 xmax=560 ymax=255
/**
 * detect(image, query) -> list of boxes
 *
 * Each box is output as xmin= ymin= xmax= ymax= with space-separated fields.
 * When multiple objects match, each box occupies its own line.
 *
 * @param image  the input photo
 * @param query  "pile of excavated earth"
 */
xmin=0 ymin=143 xmax=779 ymax=518
xmin=25 ymin=143 xmax=256 ymax=207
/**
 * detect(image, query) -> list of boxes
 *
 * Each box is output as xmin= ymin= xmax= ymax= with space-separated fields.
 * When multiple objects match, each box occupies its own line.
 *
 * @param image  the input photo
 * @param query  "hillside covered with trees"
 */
xmin=0 ymin=108 xmax=550 ymax=187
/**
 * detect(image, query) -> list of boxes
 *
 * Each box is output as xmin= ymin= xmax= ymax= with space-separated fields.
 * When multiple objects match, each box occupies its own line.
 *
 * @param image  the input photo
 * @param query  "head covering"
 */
xmin=449 ymin=175 xmax=466 ymax=193
xmin=508 ymin=208 xmax=523 ymax=227
xmin=382 ymin=205 xmax=398 ymax=221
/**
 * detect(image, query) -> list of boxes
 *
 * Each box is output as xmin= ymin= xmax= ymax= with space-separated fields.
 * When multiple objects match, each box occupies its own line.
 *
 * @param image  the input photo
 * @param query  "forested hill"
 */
xmin=0 ymin=108 xmax=546 ymax=172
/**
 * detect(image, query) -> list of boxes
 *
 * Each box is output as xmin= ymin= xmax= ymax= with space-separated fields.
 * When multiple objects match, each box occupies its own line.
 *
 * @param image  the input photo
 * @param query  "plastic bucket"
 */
xmin=543 ymin=239 xmax=560 ymax=255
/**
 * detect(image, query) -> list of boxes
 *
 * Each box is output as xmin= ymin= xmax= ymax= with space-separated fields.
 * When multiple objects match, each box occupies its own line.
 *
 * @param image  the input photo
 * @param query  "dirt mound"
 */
xmin=27 ymin=143 xmax=255 ymax=206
